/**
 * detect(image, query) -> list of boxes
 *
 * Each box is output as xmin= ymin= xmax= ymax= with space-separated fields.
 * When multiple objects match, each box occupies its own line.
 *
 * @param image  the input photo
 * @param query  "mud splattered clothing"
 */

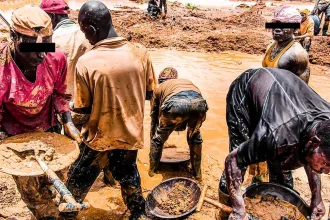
xmin=69 ymin=37 xmax=156 ymax=219
xmin=60 ymin=143 xmax=145 ymax=219
xmin=0 ymin=41 xmax=70 ymax=219
xmin=148 ymin=0 xmax=160 ymax=17
xmin=317 ymin=0 xmax=330 ymax=35
xmin=219 ymin=68 xmax=330 ymax=194
xmin=150 ymin=79 xmax=208 ymax=178
xmin=12 ymin=150 xmax=65 ymax=220
xmin=0 ymin=42 xmax=69 ymax=135
xmin=74 ymin=37 xmax=156 ymax=151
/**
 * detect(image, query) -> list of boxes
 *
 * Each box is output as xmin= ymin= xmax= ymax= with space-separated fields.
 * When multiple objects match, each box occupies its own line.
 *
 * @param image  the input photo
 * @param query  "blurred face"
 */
xmin=306 ymin=150 xmax=330 ymax=174
xmin=300 ymin=13 xmax=307 ymax=22
xmin=272 ymin=27 xmax=294 ymax=42
xmin=12 ymin=32 xmax=52 ymax=67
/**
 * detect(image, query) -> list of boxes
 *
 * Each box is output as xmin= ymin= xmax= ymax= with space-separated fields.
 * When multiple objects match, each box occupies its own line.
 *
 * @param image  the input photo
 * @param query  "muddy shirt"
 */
xmin=74 ymin=37 xmax=156 ymax=151
xmin=52 ymin=19 xmax=91 ymax=98
xmin=233 ymin=68 xmax=330 ymax=169
xmin=0 ymin=43 xmax=69 ymax=135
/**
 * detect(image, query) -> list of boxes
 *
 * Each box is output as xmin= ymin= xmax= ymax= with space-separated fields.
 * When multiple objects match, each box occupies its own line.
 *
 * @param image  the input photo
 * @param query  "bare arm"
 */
xmin=304 ymin=166 xmax=325 ymax=219
xmin=280 ymin=45 xmax=310 ymax=83
xmin=225 ymin=149 xmax=246 ymax=219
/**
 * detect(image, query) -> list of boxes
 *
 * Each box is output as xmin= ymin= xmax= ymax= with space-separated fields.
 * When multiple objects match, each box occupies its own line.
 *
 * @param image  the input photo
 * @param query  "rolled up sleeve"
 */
xmin=74 ymin=60 xmax=92 ymax=109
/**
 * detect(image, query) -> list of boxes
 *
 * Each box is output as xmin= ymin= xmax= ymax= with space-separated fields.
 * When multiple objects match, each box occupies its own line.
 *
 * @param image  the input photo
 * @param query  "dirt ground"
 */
xmin=1 ymin=1 xmax=330 ymax=220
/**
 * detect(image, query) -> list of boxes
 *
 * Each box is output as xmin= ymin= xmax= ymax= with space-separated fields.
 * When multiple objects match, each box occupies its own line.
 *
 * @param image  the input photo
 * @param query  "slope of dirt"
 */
xmin=66 ymin=1 xmax=330 ymax=66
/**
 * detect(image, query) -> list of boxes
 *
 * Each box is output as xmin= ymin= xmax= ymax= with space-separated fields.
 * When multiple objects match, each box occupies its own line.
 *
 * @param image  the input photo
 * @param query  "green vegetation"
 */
xmin=186 ymin=2 xmax=198 ymax=10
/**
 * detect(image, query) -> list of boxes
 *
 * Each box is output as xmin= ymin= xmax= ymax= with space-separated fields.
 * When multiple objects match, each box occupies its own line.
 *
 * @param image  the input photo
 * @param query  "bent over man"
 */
xmin=149 ymin=67 xmax=208 ymax=180
xmin=0 ymin=5 xmax=81 ymax=220
xmin=220 ymin=68 xmax=330 ymax=220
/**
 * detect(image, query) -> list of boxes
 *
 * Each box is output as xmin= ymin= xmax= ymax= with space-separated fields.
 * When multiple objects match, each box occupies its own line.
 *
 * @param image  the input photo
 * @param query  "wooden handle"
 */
xmin=59 ymin=202 xmax=90 ymax=212
xmin=196 ymin=185 xmax=208 ymax=212
xmin=204 ymin=197 xmax=233 ymax=213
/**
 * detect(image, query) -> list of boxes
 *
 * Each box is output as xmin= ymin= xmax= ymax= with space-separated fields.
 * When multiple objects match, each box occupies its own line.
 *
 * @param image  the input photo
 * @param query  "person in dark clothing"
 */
xmin=220 ymin=68 xmax=330 ymax=220
xmin=312 ymin=0 xmax=330 ymax=36
xmin=159 ymin=0 xmax=167 ymax=16
xmin=148 ymin=67 xmax=208 ymax=180
xmin=147 ymin=0 xmax=160 ymax=18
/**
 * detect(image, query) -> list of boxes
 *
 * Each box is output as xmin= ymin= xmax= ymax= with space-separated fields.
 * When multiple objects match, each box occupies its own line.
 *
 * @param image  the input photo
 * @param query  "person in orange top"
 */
xmin=61 ymin=2 xmax=156 ymax=220
xmin=262 ymin=5 xmax=310 ymax=84
xmin=295 ymin=9 xmax=315 ymax=52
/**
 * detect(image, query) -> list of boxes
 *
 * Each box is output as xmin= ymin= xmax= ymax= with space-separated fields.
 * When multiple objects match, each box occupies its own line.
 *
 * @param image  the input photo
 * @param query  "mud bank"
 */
xmin=72 ymin=1 xmax=330 ymax=67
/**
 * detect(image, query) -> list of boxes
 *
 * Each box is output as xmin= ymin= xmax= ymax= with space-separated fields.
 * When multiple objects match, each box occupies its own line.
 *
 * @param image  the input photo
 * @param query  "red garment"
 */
xmin=0 ymin=43 xmax=69 ymax=135
xmin=39 ymin=0 xmax=70 ymax=15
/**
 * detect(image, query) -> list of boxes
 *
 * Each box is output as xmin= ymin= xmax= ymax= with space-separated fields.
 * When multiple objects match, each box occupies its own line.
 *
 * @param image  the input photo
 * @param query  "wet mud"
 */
xmin=158 ymin=181 xmax=195 ymax=216
xmin=245 ymin=195 xmax=306 ymax=220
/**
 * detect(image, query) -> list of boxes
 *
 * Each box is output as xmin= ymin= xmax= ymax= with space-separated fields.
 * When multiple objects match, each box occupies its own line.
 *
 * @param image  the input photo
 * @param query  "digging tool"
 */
xmin=196 ymin=185 xmax=233 ymax=213
xmin=196 ymin=185 xmax=260 ymax=220
xmin=0 ymin=12 xmax=10 ymax=29
xmin=7 ymin=145 xmax=90 ymax=212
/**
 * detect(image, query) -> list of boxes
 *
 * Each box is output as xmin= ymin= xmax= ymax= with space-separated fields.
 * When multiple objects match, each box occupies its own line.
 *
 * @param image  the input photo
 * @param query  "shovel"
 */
xmin=7 ymin=145 xmax=90 ymax=212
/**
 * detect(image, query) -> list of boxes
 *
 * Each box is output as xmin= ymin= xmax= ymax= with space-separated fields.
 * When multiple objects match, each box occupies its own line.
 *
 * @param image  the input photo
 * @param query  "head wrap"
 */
xmin=40 ymin=0 xmax=70 ymax=15
xmin=299 ymin=9 xmax=309 ymax=16
xmin=11 ymin=5 xmax=53 ymax=37
xmin=271 ymin=5 xmax=302 ymax=23
xmin=158 ymin=67 xmax=178 ymax=81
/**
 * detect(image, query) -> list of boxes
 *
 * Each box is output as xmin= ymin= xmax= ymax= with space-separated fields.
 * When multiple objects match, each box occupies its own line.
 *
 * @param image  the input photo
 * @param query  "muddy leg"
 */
xmin=108 ymin=150 xmax=146 ymax=220
xmin=149 ymin=112 xmax=177 ymax=176
xmin=187 ymin=112 xmax=206 ymax=180
xmin=59 ymin=142 xmax=104 ymax=220
xmin=12 ymin=175 xmax=58 ymax=219
xmin=103 ymin=164 xmax=117 ymax=187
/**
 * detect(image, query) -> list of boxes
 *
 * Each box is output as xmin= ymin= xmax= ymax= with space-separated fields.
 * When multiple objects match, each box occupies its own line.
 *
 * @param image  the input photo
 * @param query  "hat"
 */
xmin=158 ymin=67 xmax=178 ymax=81
xmin=40 ymin=0 xmax=70 ymax=15
xmin=272 ymin=5 xmax=302 ymax=23
xmin=11 ymin=5 xmax=53 ymax=37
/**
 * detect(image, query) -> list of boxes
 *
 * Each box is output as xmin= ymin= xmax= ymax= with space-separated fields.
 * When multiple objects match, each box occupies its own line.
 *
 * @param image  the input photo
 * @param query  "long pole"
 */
xmin=0 ymin=12 xmax=10 ymax=29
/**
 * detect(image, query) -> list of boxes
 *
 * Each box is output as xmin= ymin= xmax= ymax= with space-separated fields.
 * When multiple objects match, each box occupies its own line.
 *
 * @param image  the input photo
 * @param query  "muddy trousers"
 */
xmin=159 ymin=0 xmax=167 ymax=14
xmin=149 ymin=111 xmax=206 ymax=179
xmin=318 ymin=2 xmax=330 ymax=35
xmin=59 ymin=144 xmax=145 ymax=220
xmin=12 ymin=174 xmax=61 ymax=220
xmin=10 ymin=126 xmax=62 ymax=220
